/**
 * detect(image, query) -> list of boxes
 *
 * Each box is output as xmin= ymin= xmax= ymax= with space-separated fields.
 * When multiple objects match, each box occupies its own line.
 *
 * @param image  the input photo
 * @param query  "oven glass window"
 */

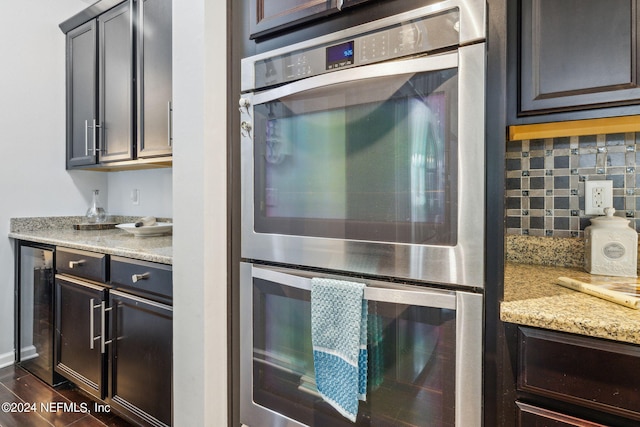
xmin=253 ymin=69 xmax=458 ymax=245
xmin=252 ymin=277 xmax=457 ymax=426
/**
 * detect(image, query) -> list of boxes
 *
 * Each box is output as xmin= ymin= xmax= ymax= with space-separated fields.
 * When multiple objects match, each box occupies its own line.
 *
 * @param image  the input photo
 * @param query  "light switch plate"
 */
xmin=131 ymin=189 xmax=140 ymax=206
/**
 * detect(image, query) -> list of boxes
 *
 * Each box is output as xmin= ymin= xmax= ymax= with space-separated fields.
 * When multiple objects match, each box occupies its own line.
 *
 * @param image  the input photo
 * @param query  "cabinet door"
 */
xmin=55 ymin=278 xmax=106 ymax=399
xmin=137 ymin=0 xmax=173 ymax=159
xmin=109 ymin=290 xmax=172 ymax=426
xmin=66 ymin=20 xmax=98 ymax=168
xmin=98 ymin=1 xmax=134 ymax=163
xmin=520 ymin=0 xmax=640 ymax=114
xmin=250 ymin=0 xmax=338 ymax=39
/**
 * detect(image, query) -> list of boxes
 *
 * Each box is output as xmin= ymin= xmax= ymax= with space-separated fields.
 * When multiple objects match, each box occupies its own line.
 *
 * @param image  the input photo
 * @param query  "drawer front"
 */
xmin=56 ymin=247 xmax=107 ymax=282
xmin=518 ymin=327 xmax=640 ymax=421
xmin=516 ymin=401 xmax=607 ymax=427
xmin=110 ymin=256 xmax=172 ymax=302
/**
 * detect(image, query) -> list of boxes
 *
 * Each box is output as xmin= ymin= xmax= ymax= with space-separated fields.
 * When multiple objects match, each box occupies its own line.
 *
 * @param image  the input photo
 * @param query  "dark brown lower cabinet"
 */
xmin=516 ymin=327 xmax=640 ymax=427
xmin=54 ymin=248 xmax=172 ymax=427
xmin=108 ymin=290 xmax=172 ymax=426
xmin=55 ymin=277 xmax=106 ymax=398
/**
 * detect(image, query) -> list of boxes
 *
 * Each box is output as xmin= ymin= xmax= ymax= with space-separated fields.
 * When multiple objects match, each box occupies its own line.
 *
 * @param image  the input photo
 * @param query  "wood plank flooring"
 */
xmin=0 ymin=365 xmax=133 ymax=427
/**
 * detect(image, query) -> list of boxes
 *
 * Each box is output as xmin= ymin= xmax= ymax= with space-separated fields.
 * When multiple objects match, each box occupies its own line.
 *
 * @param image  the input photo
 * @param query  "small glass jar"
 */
xmin=584 ymin=207 xmax=638 ymax=277
xmin=85 ymin=189 xmax=107 ymax=223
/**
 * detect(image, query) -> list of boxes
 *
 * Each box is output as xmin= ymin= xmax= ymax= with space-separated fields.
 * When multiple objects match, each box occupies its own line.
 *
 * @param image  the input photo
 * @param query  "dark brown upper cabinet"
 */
xmin=66 ymin=20 xmax=98 ymax=168
xmin=62 ymin=0 xmax=172 ymax=171
xmin=137 ymin=0 xmax=173 ymax=159
xmin=65 ymin=1 xmax=134 ymax=168
xmin=249 ymin=0 xmax=338 ymax=39
xmin=97 ymin=2 xmax=135 ymax=164
xmin=519 ymin=0 xmax=640 ymax=116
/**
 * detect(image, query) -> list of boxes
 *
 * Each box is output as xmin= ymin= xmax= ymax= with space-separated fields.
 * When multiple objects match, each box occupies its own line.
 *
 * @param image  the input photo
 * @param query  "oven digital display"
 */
xmin=326 ymin=41 xmax=354 ymax=69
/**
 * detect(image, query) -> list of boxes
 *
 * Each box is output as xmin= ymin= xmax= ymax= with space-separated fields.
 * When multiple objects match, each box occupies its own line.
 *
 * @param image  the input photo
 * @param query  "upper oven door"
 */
xmin=241 ymin=43 xmax=485 ymax=288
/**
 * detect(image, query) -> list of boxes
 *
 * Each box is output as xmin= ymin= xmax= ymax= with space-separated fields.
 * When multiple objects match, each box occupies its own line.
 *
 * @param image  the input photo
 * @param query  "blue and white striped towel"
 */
xmin=311 ymin=278 xmax=367 ymax=422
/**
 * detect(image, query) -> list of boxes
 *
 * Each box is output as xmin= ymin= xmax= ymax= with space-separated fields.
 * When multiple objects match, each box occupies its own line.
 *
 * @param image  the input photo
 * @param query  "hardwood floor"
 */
xmin=0 ymin=365 xmax=134 ymax=427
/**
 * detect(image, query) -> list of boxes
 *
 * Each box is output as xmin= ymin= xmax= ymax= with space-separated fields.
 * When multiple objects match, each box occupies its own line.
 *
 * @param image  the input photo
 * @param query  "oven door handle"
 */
xmin=251 ymin=265 xmax=457 ymax=310
xmin=250 ymin=50 xmax=459 ymax=106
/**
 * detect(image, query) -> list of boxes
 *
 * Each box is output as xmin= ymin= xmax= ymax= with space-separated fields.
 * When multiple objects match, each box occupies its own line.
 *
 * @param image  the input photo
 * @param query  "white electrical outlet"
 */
xmin=584 ymin=180 xmax=613 ymax=215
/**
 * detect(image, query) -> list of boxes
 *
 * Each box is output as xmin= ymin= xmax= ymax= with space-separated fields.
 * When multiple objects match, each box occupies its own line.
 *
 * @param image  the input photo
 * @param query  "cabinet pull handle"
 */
xmin=85 ymin=120 xmax=89 ymax=156
xmin=92 ymin=119 xmax=102 ymax=153
xmin=168 ymin=101 xmax=173 ymax=147
xmin=69 ymin=259 xmax=86 ymax=269
xmin=85 ymin=120 xmax=101 ymax=155
xmin=89 ymin=298 xmax=94 ymax=349
xmin=101 ymin=302 xmax=113 ymax=354
xmin=89 ymin=298 xmax=101 ymax=350
xmin=132 ymin=272 xmax=151 ymax=283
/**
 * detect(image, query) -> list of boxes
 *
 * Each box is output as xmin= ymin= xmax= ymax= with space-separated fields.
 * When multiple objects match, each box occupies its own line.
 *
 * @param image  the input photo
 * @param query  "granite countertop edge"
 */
xmin=8 ymin=216 xmax=172 ymax=265
xmin=501 ymin=262 xmax=640 ymax=346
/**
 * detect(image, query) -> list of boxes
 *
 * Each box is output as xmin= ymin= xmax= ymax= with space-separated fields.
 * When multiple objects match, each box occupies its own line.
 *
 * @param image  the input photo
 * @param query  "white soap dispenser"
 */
xmin=584 ymin=207 xmax=638 ymax=277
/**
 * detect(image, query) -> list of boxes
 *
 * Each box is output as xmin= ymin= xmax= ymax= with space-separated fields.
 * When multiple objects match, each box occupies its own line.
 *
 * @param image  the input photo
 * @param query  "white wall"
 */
xmin=0 ymin=0 xmax=106 ymax=366
xmin=107 ymin=169 xmax=172 ymax=218
xmin=172 ymin=0 xmax=228 ymax=425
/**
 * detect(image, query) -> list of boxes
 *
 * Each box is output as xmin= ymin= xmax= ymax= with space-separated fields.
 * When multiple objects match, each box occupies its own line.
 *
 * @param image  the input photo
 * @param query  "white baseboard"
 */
xmin=20 ymin=345 xmax=38 ymax=361
xmin=0 ymin=351 xmax=15 ymax=369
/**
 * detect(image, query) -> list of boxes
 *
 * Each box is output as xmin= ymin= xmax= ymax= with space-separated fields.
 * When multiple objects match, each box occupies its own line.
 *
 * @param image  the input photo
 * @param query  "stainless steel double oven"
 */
xmin=239 ymin=0 xmax=486 ymax=425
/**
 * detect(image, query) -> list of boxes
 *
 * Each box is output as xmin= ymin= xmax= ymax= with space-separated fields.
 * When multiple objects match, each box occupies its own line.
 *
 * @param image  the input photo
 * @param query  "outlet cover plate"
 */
xmin=585 ymin=180 xmax=613 ymax=215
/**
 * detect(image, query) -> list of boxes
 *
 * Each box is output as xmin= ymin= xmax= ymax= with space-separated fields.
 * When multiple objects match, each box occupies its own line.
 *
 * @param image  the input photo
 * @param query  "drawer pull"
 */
xmin=69 ymin=259 xmax=86 ymax=269
xmin=132 ymin=272 xmax=151 ymax=283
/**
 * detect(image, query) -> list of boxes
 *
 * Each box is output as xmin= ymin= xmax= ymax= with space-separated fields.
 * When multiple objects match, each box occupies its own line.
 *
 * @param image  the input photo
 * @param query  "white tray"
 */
xmin=116 ymin=222 xmax=173 ymax=237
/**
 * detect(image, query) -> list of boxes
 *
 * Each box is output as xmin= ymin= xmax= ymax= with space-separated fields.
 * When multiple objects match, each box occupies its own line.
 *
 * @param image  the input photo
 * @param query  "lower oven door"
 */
xmin=239 ymin=262 xmax=482 ymax=427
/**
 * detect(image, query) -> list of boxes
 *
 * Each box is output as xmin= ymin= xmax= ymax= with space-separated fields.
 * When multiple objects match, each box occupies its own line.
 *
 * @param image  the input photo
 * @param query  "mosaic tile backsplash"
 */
xmin=506 ymin=132 xmax=640 ymax=237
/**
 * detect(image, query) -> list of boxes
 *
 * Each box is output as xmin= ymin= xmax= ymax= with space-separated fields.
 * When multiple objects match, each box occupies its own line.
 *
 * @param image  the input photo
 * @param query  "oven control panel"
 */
xmin=253 ymin=7 xmax=460 ymax=90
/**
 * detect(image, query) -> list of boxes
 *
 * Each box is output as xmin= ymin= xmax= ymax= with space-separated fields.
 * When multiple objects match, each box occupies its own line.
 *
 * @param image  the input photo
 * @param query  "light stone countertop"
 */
xmin=9 ymin=216 xmax=172 ymax=265
xmin=502 ymin=262 xmax=640 ymax=345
